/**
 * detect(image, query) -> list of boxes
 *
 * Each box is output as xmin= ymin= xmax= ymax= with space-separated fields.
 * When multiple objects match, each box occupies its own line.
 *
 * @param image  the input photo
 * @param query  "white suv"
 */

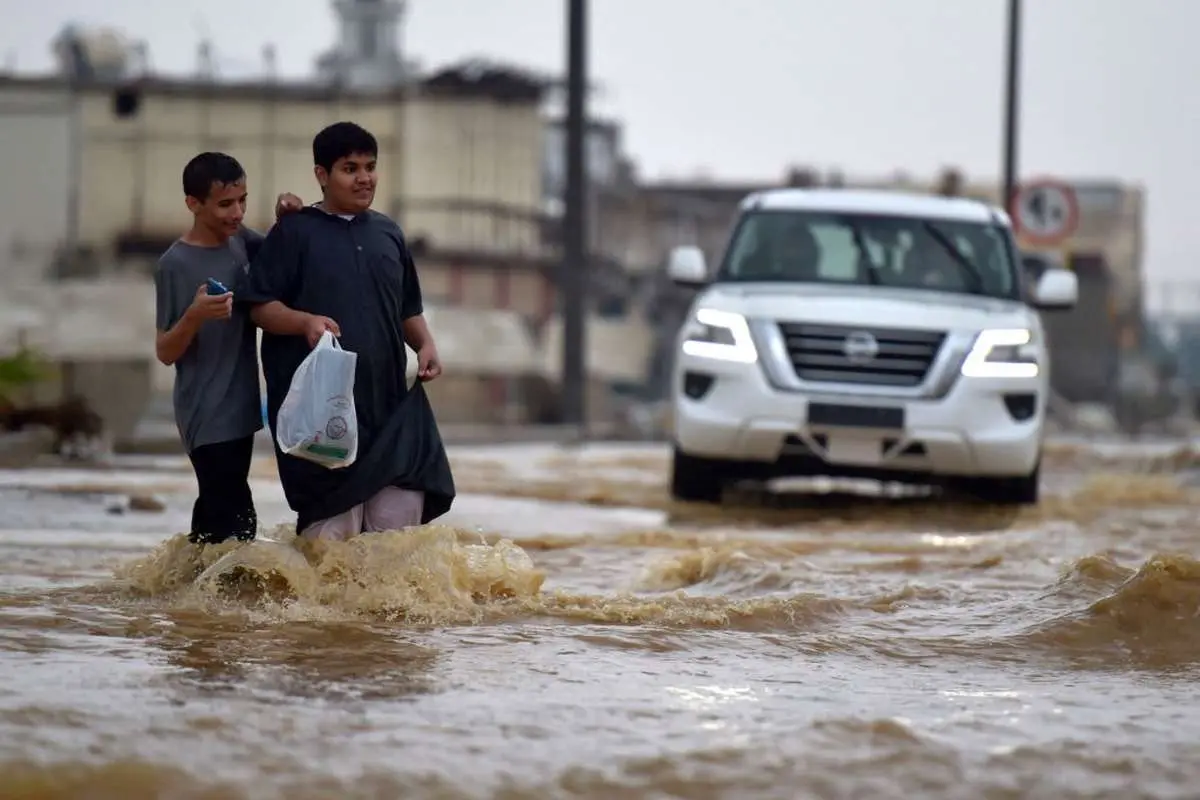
xmin=666 ymin=188 xmax=1078 ymax=505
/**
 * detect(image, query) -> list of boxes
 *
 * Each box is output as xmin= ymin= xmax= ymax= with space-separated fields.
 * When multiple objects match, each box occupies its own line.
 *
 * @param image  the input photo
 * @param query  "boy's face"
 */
xmin=186 ymin=179 xmax=247 ymax=237
xmin=316 ymin=152 xmax=377 ymax=213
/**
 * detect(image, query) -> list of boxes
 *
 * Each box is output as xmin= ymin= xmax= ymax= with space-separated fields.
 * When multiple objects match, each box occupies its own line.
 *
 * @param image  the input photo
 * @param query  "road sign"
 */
xmin=1011 ymin=179 xmax=1080 ymax=246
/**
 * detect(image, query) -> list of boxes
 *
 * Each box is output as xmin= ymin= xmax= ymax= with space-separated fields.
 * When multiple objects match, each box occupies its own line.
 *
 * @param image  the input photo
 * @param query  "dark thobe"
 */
xmin=235 ymin=206 xmax=455 ymax=533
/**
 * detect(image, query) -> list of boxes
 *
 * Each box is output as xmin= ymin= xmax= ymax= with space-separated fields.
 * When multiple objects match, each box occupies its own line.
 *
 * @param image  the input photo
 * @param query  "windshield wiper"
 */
xmin=921 ymin=223 xmax=985 ymax=294
xmin=845 ymin=219 xmax=880 ymax=285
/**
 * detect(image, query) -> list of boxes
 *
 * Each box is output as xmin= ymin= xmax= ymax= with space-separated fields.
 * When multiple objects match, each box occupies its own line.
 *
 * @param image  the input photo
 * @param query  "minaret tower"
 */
xmin=316 ymin=0 xmax=409 ymax=89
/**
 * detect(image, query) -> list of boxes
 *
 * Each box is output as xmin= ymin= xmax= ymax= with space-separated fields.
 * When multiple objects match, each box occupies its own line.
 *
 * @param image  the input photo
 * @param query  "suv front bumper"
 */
xmin=673 ymin=347 xmax=1044 ymax=479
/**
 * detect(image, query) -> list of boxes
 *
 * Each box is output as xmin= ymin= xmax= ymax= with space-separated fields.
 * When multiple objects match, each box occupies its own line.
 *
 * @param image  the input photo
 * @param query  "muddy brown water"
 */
xmin=2 ymin=439 xmax=1200 ymax=799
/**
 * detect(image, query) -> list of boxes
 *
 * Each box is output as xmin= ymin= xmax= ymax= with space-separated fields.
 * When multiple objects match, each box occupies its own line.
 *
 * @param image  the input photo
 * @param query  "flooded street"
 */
xmin=3 ymin=439 xmax=1200 ymax=799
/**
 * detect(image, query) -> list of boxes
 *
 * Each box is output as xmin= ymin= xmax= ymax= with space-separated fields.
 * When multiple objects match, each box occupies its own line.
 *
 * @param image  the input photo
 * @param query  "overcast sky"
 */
xmin=2 ymin=0 xmax=1195 ymax=309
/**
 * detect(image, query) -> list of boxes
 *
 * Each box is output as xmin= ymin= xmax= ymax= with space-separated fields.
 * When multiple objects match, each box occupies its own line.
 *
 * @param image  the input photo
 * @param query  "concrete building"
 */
xmin=0 ymin=57 xmax=562 ymax=443
xmin=0 ymin=42 xmax=666 ymax=442
xmin=0 ymin=84 xmax=73 ymax=286
xmin=67 ymin=68 xmax=544 ymax=259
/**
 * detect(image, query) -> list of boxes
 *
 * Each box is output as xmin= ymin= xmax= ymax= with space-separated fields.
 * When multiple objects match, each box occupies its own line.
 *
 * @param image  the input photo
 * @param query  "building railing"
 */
xmin=398 ymin=198 xmax=552 ymax=260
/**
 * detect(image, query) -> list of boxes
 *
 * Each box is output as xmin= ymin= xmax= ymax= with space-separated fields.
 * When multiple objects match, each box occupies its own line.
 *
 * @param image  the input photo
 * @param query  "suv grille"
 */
xmin=778 ymin=323 xmax=946 ymax=387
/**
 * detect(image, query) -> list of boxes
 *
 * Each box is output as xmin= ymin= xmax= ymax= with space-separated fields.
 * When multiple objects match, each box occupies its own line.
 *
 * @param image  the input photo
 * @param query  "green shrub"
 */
xmin=0 ymin=348 xmax=53 ymax=402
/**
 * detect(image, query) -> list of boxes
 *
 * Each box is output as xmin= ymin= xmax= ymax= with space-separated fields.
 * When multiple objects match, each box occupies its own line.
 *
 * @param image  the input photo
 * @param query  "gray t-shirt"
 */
xmin=154 ymin=228 xmax=264 ymax=453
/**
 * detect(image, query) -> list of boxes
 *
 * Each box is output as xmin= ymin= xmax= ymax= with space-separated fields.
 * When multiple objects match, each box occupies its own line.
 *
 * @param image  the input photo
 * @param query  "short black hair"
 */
xmin=312 ymin=122 xmax=378 ymax=172
xmin=182 ymin=152 xmax=245 ymax=201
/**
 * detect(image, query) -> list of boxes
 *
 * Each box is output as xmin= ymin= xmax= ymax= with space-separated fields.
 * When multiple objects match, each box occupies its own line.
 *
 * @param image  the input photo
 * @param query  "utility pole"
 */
xmin=560 ymin=0 xmax=588 ymax=429
xmin=1001 ymin=0 xmax=1022 ymax=213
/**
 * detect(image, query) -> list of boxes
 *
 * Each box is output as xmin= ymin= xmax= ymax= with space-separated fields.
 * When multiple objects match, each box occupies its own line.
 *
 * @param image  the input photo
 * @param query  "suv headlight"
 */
xmin=681 ymin=309 xmax=758 ymax=364
xmin=961 ymin=328 xmax=1040 ymax=378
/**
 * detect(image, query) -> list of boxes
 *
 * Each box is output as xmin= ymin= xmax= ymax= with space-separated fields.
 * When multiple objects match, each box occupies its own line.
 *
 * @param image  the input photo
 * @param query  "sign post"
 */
xmin=1011 ymin=178 xmax=1080 ymax=248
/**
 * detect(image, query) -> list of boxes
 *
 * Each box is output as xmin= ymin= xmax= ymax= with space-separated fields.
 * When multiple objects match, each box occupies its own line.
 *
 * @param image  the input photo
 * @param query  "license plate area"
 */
xmin=807 ymin=403 xmax=905 ymax=429
xmin=825 ymin=437 xmax=882 ymax=464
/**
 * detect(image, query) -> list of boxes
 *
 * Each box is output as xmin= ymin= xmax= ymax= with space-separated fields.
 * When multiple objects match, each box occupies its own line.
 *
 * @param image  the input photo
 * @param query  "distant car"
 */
xmin=666 ymin=188 xmax=1079 ymax=505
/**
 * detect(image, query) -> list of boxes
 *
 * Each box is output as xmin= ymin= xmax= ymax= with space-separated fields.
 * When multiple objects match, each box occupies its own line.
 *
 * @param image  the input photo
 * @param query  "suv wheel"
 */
xmin=670 ymin=447 xmax=726 ymax=504
xmin=958 ymin=463 xmax=1040 ymax=506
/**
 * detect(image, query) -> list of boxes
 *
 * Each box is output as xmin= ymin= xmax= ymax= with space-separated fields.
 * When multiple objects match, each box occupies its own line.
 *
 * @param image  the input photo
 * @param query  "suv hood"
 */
xmin=699 ymin=282 xmax=1034 ymax=332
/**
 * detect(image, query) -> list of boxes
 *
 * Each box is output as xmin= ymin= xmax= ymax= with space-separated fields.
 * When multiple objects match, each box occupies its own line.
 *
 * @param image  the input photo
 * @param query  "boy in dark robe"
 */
xmin=236 ymin=121 xmax=455 ymax=541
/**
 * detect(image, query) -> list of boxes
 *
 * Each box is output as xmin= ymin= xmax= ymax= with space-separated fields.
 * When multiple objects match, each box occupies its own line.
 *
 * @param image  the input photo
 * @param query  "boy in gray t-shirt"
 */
xmin=154 ymin=152 xmax=299 ymax=545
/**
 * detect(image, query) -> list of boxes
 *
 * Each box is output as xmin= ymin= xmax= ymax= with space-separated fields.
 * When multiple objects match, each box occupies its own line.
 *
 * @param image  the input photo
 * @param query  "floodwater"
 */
xmin=3 ymin=438 xmax=1200 ymax=799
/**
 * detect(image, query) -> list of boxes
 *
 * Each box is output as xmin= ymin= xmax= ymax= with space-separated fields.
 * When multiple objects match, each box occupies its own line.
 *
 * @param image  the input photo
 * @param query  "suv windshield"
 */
xmin=716 ymin=209 xmax=1021 ymax=300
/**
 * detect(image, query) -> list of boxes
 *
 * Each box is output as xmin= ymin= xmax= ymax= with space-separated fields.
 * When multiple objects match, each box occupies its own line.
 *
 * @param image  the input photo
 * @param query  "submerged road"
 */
xmin=0 ymin=439 xmax=1198 ymax=799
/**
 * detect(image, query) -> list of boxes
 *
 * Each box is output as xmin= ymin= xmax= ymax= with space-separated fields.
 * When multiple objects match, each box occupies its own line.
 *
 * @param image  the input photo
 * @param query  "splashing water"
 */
xmin=113 ymin=526 xmax=546 ymax=625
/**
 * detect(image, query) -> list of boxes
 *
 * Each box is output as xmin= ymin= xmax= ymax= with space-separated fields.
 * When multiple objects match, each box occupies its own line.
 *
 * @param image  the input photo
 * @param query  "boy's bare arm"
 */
xmin=250 ymin=302 xmax=309 ymax=336
xmin=251 ymin=302 xmax=340 ymax=348
xmin=156 ymin=285 xmax=232 ymax=366
xmin=401 ymin=314 xmax=433 ymax=351
xmin=402 ymin=315 xmax=442 ymax=381
xmin=155 ymin=316 xmax=201 ymax=366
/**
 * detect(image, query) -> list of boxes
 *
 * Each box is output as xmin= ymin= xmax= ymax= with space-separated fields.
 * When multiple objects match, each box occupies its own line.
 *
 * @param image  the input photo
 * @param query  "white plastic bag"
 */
xmin=275 ymin=331 xmax=358 ymax=469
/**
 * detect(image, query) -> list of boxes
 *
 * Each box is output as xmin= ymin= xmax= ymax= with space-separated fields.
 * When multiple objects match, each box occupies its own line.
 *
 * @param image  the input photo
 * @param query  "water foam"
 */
xmin=114 ymin=526 xmax=546 ymax=625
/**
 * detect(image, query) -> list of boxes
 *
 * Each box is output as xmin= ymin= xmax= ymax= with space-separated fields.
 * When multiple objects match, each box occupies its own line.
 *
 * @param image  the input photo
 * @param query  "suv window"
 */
xmin=717 ymin=210 xmax=1021 ymax=300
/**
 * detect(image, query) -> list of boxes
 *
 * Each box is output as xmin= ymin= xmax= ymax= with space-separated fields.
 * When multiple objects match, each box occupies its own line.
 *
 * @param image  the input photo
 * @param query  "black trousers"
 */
xmin=187 ymin=434 xmax=258 ymax=545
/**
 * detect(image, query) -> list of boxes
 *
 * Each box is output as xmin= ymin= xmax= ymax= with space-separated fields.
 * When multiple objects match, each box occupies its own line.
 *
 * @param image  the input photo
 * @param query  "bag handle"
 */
xmin=317 ymin=330 xmax=342 ymax=351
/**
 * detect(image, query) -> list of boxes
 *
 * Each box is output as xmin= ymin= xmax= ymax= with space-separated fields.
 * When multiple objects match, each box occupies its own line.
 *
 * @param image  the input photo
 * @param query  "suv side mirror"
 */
xmin=1032 ymin=268 xmax=1077 ymax=310
xmin=667 ymin=246 xmax=708 ymax=286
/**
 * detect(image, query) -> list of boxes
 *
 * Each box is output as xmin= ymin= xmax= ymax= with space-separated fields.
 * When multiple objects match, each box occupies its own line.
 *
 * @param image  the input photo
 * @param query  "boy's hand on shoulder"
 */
xmin=185 ymin=284 xmax=233 ymax=323
xmin=275 ymin=192 xmax=303 ymax=219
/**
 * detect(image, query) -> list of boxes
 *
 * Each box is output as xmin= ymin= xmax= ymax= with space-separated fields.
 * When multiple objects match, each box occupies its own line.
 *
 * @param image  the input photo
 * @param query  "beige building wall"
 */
xmin=75 ymin=88 xmax=405 ymax=239
xmin=65 ymin=84 xmax=545 ymax=257
xmin=418 ymin=263 xmax=552 ymax=319
xmin=402 ymin=96 xmax=545 ymax=256
xmin=0 ymin=83 xmax=72 ymax=285
xmin=598 ymin=192 xmax=740 ymax=276
xmin=0 ymin=76 xmax=554 ymax=435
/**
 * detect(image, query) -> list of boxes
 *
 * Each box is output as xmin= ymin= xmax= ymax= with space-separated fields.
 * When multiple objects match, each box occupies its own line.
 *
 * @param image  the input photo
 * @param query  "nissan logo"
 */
xmin=842 ymin=331 xmax=879 ymax=364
